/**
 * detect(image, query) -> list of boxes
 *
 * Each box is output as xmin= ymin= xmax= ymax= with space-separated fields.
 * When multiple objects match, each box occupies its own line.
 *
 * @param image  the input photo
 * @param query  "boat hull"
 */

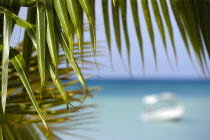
xmin=141 ymin=105 xmax=184 ymax=122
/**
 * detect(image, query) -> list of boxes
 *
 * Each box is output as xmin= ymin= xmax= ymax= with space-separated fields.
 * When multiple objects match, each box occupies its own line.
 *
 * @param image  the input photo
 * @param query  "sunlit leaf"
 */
xmin=0 ymin=44 xmax=49 ymax=134
xmin=55 ymin=22 xmax=91 ymax=105
xmin=44 ymin=0 xmax=58 ymax=73
xmin=36 ymin=2 xmax=46 ymax=96
xmin=47 ymin=61 xmax=68 ymax=104
xmin=66 ymin=0 xmax=83 ymax=53
xmin=1 ymin=14 xmax=12 ymax=114
xmin=22 ymin=7 xmax=36 ymax=70
xmin=0 ymin=6 xmax=36 ymax=48
xmin=78 ymin=0 xmax=96 ymax=54
xmin=54 ymin=0 xmax=74 ymax=52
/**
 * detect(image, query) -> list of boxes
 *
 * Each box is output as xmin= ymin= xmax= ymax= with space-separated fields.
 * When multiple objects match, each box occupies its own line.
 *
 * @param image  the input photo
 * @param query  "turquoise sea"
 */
xmin=62 ymin=79 xmax=210 ymax=140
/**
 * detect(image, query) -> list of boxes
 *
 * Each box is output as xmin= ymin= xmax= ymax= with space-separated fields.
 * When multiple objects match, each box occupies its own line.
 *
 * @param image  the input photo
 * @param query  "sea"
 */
xmin=61 ymin=79 xmax=210 ymax=140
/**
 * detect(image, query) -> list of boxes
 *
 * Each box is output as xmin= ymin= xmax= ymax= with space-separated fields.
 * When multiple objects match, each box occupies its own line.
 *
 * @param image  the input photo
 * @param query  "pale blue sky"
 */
xmin=11 ymin=1 xmax=209 ymax=79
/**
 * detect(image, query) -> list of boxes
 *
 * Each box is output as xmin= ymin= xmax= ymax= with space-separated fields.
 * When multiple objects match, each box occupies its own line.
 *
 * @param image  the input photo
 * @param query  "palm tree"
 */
xmin=0 ymin=0 xmax=209 ymax=139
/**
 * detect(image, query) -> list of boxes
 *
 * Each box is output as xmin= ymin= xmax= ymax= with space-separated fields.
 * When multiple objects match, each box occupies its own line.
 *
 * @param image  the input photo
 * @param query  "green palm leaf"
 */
xmin=55 ymin=23 xmax=91 ymax=105
xmin=0 ymin=127 xmax=2 ymax=140
xmin=36 ymin=2 xmax=46 ymax=96
xmin=0 ymin=0 xmax=36 ymax=6
xmin=1 ymin=14 xmax=12 ymax=114
xmin=54 ymin=0 xmax=74 ymax=52
xmin=151 ymin=0 xmax=173 ymax=69
xmin=47 ymin=61 xmax=68 ymax=104
xmin=0 ymin=6 xmax=36 ymax=47
xmin=44 ymin=0 xmax=58 ymax=74
xmin=111 ymin=0 xmax=121 ymax=54
xmin=120 ymin=0 xmax=132 ymax=74
xmin=151 ymin=0 xmax=166 ymax=47
xmin=0 ymin=44 xmax=49 ymax=135
xmin=0 ymin=1 xmax=210 ymax=139
xmin=177 ymin=0 xmax=206 ymax=75
xmin=76 ymin=1 xmax=85 ymax=64
xmin=102 ymin=0 xmax=113 ymax=67
xmin=141 ymin=0 xmax=157 ymax=68
xmin=78 ymin=0 xmax=96 ymax=54
xmin=66 ymin=0 xmax=83 ymax=53
xmin=160 ymin=0 xmax=177 ymax=64
xmin=130 ymin=0 xmax=144 ymax=71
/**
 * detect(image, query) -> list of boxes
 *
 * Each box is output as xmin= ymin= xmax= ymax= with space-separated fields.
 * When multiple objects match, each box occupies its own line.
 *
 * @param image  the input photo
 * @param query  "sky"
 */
xmin=11 ymin=1 xmax=210 ymax=79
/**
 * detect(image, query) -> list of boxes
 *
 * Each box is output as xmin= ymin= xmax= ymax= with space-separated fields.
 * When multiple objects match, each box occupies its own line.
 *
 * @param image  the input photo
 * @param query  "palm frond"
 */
xmin=1 ymin=13 xmax=12 ymax=114
xmin=0 ymin=0 xmax=210 ymax=139
xmin=0 ymin=39 xmax=100 ymax=139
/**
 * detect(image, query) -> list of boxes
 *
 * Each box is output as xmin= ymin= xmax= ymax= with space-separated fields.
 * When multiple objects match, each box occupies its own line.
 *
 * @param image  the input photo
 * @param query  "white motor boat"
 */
xmin=141 ymin=92 xmax=184 ymax=122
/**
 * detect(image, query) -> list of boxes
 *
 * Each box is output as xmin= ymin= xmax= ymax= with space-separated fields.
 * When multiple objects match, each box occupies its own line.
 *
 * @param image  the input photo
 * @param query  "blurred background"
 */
xmin=11 ymin=1 xmax=210 ymax=140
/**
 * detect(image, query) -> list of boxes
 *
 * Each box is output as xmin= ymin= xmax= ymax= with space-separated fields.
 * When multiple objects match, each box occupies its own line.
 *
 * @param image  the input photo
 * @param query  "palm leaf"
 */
xmin=58 ymin=29 xmax=91 ymax=105
xmin=22 ymin=7 xmax=36 ymax=71
xmin=111 ymin=0 xmax=121 ymax=54
xmin=76 ymin=1 xmax=85 ymax=64
xmin=0 ymin=127 xmax=2 ymax=140
xmin=0 ymin=6 xmax=36 ymax=47
xmin=141 ymin=0 xmax=157 ymax=68
xmin=102 ymin=0 xmax=113 ymax=67
xmin=0 ymin=44 xmax=49 ymax=134
xmin=151 ymin=0 xmax=173 ymax=69
xmin=44 ymin=0 xmax=58 ymax=74
xmin=36 ymin=2 xmax=46 ymax=96
xmin=120 ymin=0 xmax=132 ymax=74
xmin=1 ymin=14 xmax=12 ymax=114
xmin=66 ymin=0 xmax=83 ymax=52
xmin=177 ymin=0 xmax=206 ymax=75
xmin=53 ymin=0 xmax=74 ymax=52
xmin=78 ymin=0 xmax=96 ymax=54
xmin=160 ymin=0 xmax=177 ymax=64
xmin=130 ymin=0 xmax=144 ymax=71
xmin=0 ymin=0 xmax=36 ymax=7
xmin=0 ymin=1 xmax=210 ymax=139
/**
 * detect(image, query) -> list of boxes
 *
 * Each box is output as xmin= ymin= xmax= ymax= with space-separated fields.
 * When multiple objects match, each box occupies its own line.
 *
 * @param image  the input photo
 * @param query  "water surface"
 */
xmin=63 ymin=79 xmax=210 ymax=140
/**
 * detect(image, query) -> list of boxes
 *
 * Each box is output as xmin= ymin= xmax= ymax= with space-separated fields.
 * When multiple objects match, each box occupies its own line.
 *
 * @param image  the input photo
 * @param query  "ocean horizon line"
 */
xmin=86 ymin=77 xmax=210 ymax=82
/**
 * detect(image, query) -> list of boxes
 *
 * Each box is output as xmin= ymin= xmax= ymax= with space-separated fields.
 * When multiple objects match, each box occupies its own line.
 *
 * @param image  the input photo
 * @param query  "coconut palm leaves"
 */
xmin=130 ymin=0 xmax=144 ymax=70
xmin=0 ymin=0 xmax=210 ymax=139
xmin=44 ymin=0 xmax=58 ymax=78
xmin=78 ymin=0 xmax=96 ymax=54
xmin=1 ymin=14 xmax=12 ymax=114
xmin=36 ymin=2 xmax=46 ymax=96
xmin=0 ymin=39 xmax=99 ymax=139
xmin=141 ymin=0 xmax=157 ymax=68
xmin=0 ymin=0 xmax=36 ymax=7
